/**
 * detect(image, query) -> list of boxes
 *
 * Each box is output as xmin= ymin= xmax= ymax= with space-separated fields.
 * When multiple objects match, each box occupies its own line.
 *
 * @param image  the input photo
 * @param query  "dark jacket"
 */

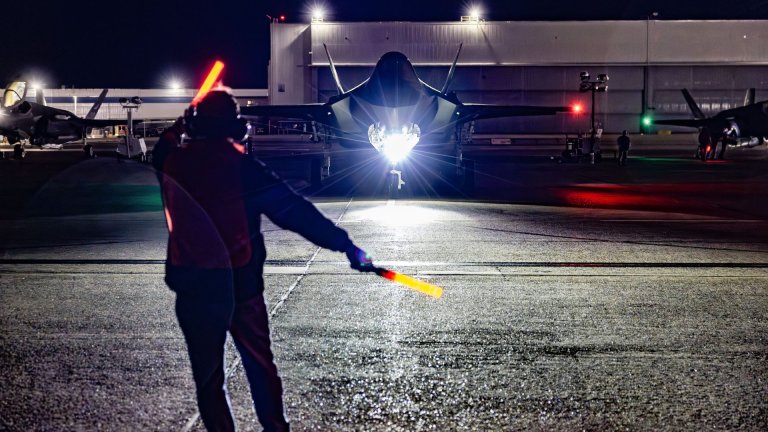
xmin=617 ymin=135 xmax=631 ymax=151
xmin=153 ymin=128 xmax=352 ymax=296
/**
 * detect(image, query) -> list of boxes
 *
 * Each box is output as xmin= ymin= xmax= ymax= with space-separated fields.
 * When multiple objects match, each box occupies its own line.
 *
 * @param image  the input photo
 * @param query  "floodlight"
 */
xmin=312 ymin=8 xmax=324 ymax=22
xmin=597 ymin=73 xmax=609 ymax=82
xmin=580 ymin=71 xmax=590 ymax=82
xmin=169 ymin=80 xmax=182 ymax=90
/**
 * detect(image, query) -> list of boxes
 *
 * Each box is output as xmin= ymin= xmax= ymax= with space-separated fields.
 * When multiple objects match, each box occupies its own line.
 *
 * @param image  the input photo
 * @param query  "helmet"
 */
xmin=186 ymin=90 xmax=249 ymax=140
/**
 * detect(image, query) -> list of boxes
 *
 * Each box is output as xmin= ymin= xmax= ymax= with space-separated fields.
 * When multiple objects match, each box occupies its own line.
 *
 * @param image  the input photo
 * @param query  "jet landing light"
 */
xmin=368 ymin=123 xmax=421 ymax=163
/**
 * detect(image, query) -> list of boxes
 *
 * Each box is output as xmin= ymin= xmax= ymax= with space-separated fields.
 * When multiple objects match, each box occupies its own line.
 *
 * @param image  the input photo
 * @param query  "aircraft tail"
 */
xmin=2 ymin=81 xmax=27 ymax=108
xmin=441 ymin=43 xmax=463 ymax=94
xmin=35 ymin=88 xmax=47 ymax=106
xmin=85 ymin=89 xmax=108 ymax=120
xmin=323 ymin=43 xmax=346 ymax=94
xmin=681 ymin=88 xmax=706 ymax=119
xmin=744 ymin=88 xmax=755 ymax=106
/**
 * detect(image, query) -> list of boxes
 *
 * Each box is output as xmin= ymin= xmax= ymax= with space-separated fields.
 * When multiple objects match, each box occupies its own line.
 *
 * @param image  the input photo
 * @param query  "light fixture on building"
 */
xmin=312 ymin=8 xmax=324 ymax=23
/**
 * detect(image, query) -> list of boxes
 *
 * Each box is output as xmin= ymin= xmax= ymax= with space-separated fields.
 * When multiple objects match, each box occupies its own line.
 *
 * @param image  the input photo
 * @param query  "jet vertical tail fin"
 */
xmin=681 ymin=88 xmax=706 ymax=119
xmin=744 ymin=88 xmax=755 ymax=106
xmin=85 ymin=89 xmax=108 ymax=120
xmin=35 ymin=88 xmax=47 ymax=106
xmin=323 ymin=43 xmax=346 ymax=95
xmin=440 ymin=43 xmax=463 ymax=94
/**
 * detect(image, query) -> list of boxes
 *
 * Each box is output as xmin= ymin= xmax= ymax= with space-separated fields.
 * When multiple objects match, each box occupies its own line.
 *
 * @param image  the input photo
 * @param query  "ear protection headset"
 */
xmin=184 ymin=91 xmax=250 ymax=141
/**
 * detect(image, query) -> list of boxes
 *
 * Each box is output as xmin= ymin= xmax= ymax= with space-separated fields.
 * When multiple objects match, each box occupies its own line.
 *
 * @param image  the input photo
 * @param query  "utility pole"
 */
xmin=579 ymin=71 xmax=609 ymax=159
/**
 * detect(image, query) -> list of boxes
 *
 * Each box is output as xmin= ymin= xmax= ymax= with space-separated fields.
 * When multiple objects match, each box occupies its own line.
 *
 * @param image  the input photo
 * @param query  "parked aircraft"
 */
xmin=0 ymin=81 xmax=128 ymax=157
xmin=241 ymin=45 xmax=572 ymax=192
xmin=654 ymin=88 xmax=768 ymax=160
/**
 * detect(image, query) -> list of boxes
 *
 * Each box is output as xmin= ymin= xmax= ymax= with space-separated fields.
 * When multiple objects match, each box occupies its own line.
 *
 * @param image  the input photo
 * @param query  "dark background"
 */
xmin=3 ymin=0 xmax=768 ymax=88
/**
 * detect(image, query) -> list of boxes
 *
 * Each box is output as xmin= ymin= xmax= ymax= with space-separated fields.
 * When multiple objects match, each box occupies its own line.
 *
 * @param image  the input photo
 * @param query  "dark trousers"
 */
xmin=171 ymin=272 xmax=289 ymax=432
xmin=618 ymin=149 xmax=628 ymax=165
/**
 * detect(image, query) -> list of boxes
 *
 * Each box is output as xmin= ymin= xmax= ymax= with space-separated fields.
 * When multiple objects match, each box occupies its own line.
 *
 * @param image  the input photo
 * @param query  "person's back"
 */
xmin=617 ymin=134 xmax=630 ymax=150
xmin=162 ymin=140 xmax=252 ymax=269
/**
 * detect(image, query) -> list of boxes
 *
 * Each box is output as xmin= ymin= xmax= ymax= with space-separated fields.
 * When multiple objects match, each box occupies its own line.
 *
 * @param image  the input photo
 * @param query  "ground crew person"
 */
xmin=152 ymin=90 xmax=374 ymax=431
xmin=697 ymin=129 xmax=710 ymax=161
xmin=617 ymin=130 xmax=631 ymax=166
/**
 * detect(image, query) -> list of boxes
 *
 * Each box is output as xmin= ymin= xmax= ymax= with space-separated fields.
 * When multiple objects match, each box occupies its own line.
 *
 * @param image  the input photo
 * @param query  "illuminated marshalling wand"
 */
xmin=372 ymin=266 xmax=443 ymax=299
xmin=191 ymin=60 xmax=225 ymax=107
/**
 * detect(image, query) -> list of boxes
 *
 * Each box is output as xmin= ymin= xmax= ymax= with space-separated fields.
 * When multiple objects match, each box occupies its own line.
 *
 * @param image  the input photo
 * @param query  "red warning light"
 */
xmin=279 ymin=15 xmax=286 ymax=21
xmin=572 ymin=103 xmax=584 ymax=114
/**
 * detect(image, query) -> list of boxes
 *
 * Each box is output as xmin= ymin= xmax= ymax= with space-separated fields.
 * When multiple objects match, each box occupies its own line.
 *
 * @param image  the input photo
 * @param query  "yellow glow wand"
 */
xmin=191 ymin=60 xmax=225 ymax=107
xmin=374 ymin=267 xmax=443 ymax=299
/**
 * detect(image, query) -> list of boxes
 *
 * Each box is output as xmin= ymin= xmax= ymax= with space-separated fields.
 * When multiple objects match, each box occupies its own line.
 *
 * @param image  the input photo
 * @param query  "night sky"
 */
xmin=4 ymin=0 xmax=768 ymax=89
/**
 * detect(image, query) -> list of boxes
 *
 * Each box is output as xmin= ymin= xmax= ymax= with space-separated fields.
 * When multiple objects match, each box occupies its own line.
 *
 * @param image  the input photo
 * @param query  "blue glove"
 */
xmin=346 ymin=245 xmax=375 ymax=272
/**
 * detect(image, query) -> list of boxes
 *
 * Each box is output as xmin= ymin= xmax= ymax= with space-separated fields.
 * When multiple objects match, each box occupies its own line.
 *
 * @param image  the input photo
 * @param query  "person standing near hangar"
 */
xmin=617 ymin=130 xmax=631 ymax=166
xmin=152 ymin=90 xmax=375 ymax=431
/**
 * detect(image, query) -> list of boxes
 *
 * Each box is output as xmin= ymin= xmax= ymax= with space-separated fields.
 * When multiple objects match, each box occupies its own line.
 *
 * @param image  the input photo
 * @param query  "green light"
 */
xmin=642 ymin=116 xmax=652 ymax=126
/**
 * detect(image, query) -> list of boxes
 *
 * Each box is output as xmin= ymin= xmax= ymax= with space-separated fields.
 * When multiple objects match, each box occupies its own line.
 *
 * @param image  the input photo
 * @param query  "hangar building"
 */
xmin=268 ymin=20 xmax=768 ymax=134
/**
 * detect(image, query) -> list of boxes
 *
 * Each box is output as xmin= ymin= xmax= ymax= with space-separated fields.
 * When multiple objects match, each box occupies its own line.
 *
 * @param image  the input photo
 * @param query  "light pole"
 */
xmin=579 ymin=71 xmax=609 ymax=155
xmin=644 ymin=12 xmax=659 ymax=134
xmin=119 ymin=97 xmax=143 ymax=159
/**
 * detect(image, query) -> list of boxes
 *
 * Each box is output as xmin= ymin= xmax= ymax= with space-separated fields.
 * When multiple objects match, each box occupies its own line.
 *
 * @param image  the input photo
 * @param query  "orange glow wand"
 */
xmin=374 ymin=267 xmax=443 ymax=299
xmin=191 ymin=60 xmax=225 ymax=107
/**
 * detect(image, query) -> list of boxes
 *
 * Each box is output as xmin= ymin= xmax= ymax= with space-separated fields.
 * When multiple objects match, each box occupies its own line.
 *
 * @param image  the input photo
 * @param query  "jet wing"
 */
xmin=653 ymin=119 xmax=709 ymax=128
xmin=459 ymin=103 xmax=570 ymax=121
xmin=240 ymin=104 xmax=331 ymax=122
xmin=71 ymin=118 xmax=134 ymax=127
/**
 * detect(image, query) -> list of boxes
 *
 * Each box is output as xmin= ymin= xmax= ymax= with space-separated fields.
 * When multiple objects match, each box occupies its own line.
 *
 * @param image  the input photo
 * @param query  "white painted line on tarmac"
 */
xmin=600 ymin=219 xmax=764 ymax=223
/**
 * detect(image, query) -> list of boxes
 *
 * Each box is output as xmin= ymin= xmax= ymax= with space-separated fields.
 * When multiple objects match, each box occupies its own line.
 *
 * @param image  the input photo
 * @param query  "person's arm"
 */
xmin=246 ymin=161 xmax=352 ymax=252
xmin=151 ymin=117 xmax=184 ymax=175
xmin=244 ymin=161 xmax=374 ymax=271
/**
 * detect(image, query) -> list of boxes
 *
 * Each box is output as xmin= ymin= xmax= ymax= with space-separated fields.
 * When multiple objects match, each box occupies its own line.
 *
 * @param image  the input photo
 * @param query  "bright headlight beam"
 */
xmin=381 ymin=134 xmax=415 ymax=163
xmin=368 ymin=123 xmax=421 ymax=163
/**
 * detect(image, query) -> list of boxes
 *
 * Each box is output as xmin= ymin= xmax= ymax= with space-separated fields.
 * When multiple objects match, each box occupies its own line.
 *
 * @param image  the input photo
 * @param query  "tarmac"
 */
xmin=1 ymin=146 xmax=767 ymax=430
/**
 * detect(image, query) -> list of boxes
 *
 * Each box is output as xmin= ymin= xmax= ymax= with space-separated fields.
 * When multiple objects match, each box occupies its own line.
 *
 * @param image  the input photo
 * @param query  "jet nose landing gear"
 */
xmin=387 ymin=165 xmax=406 ymax=199
xmin=13 ymin=143 xmax=25 ymax=160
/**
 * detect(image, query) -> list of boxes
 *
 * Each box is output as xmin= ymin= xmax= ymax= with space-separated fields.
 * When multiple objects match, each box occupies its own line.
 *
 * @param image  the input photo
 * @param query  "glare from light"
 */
xmin=381 ymin=133 xmax=417 ymax=163
xmin=469 ymin=8 xmax=481 ymax=19
xmin=368 ymin=123 xmax=421 ymax=164
xmin=30 ymin=82 xmax=43 ymax=90
xmin=312 ymin=8 xmax=324 ymax=21
xmin=169 ymin=80 xmax=182 ymax=90
xmin=350 ymin=203 xmax=451 ymax=227
xmin=572 ymin=103 xmax=583 ymax=114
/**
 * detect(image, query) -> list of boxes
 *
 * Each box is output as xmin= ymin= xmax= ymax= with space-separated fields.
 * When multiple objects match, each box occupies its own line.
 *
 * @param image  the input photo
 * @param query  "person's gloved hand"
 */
xmin=346 ymin=245 xmax=375 ymax=272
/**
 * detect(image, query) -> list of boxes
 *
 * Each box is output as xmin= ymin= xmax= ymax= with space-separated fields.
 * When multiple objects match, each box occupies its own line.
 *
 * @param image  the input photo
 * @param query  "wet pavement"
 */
xmin=1 ymin=154 xmax=767 ymax=430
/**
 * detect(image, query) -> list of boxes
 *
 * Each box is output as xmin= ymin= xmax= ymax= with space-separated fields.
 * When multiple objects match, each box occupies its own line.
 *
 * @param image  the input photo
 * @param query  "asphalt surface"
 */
xmin=1 ymin=148 xmax=767 ymax=430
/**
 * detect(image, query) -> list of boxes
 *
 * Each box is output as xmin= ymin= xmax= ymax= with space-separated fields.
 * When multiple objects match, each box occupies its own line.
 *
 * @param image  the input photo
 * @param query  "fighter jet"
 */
xmin=0 ymin=81 xmax=128 ymax=156
xmin=241 ymin=45 xmax=571 ymax=191
xmin=654 ymin=88 xmax=768 ymax=160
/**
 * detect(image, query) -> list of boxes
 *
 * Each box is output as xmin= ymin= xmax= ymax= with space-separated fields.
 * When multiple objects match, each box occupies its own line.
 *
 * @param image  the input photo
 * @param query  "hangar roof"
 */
xmin=306 ymin=20 xmax=768 ymax=66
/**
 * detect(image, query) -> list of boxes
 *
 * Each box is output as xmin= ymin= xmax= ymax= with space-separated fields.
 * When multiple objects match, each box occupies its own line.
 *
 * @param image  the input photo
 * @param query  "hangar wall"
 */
xmin=269 ymin=21 xmax=768 ymax=133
